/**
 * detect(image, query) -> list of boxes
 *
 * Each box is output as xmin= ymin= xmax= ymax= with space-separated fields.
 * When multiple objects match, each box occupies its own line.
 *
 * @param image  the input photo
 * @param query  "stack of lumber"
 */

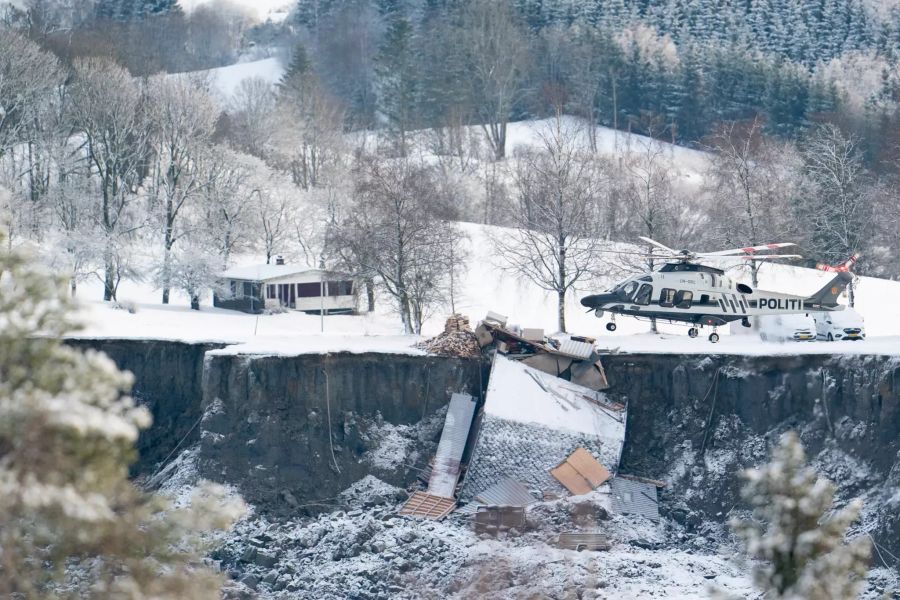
xmin=417 ymin=314 xmax=482 ymax=358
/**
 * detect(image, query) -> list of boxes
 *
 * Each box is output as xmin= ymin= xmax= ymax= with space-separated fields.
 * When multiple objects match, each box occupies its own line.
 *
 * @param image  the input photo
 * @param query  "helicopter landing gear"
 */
xmin=606 ymin=322 xmax=617 ymax=332
xmin=688 ymin=327 xmax=699 ymax=338
xmin=709 ymin=331 xmax=720 ymax=343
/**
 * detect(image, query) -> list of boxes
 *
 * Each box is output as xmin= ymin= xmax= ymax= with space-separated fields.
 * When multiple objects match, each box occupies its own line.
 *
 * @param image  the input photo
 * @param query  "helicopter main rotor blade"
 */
xmin=730 ymin=254 xmax=803 ymax=261
xmin=637 ymin=236 xmax=679 ymax=255
xmin=702 ymin=242 xmax=798 ymax=256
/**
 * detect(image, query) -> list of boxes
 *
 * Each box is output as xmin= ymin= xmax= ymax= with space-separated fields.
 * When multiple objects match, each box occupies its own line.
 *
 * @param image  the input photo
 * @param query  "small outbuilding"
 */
xmin=214 ymin=258 xmax=357 ymax=314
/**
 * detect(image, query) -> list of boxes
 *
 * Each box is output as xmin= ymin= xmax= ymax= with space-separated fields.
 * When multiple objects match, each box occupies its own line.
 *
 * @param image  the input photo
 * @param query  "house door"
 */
xmin=289 ymin=284 xmax=296 ymax=308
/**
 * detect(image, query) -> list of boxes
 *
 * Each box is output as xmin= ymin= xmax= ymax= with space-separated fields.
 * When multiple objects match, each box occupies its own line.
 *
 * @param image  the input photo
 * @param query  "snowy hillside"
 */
xmin=178 ymin=0 xmax=293 ymax=23
xmin=200 ymin=57 xmax=286 ymax=102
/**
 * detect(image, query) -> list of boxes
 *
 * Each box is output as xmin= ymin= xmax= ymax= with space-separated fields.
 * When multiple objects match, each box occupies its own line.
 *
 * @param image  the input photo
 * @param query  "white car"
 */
xmin=813 ymin=308 xmax=865 ymax=341
xmin=757 ymin=314 xmax=817 ymax=342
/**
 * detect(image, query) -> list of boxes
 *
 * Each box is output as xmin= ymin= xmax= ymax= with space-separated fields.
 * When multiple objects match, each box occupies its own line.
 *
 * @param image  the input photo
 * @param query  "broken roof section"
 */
xmin=460 ymin=355 xmax=626 ymax=501
xmin=551 ymin=448 xmax=611 ymax=495
xmin=483 ymin=355 xmax=625 ymax=440
xmin=427 ymin=393 xmax=477 ymax=498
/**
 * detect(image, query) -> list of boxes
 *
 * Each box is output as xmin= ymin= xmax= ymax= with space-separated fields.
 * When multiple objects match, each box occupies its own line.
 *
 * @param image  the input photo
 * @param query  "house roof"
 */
xmin=219 ymin=265 xmax=344 ymax=282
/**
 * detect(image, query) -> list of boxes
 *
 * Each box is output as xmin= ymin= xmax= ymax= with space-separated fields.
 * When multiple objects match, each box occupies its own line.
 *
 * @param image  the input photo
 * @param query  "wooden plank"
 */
xmin=550 ymin=462 xmax=593 ymax=495
xmin=566 ymin=448 xmax=611 ymax=488
xmin=399 ymin=491 xmax=456 ymax=520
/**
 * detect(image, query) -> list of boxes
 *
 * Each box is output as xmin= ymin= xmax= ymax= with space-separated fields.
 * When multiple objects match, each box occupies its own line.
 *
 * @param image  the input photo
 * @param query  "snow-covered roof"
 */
xmin=219 ymin=264 xmax=340 ymax=282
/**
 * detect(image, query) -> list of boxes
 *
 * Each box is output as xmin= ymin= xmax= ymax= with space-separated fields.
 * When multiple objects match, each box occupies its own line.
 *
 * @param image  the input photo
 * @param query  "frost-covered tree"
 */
xmin=146 ymin=74 xmax=218 ymax=304
xmin=797 ymin=123 xmax=874 ymax=306
xmin=68 ymin=57 xmax=152 ymax=301
xmin=462 ymin=0 xmax=529 ymax=160
xmin=227 ymin=77 xmax=276 ymax=158
xmin=335 ymin=155 xmax=463 ymax=333
xmin=0 ymin=229 xmax=245 ymax=598
xmin=493 ymin=117 xmax=608 ymax=333
xmin=730 ymin=431 xmax=871 ymax=600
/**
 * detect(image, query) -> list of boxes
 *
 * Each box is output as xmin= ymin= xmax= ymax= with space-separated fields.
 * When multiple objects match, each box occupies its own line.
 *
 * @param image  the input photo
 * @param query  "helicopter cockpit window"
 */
xmin=635 ymin=283 xmax=653 ymax=305
xmin=618 ymin=281 xmax=639 ymax=300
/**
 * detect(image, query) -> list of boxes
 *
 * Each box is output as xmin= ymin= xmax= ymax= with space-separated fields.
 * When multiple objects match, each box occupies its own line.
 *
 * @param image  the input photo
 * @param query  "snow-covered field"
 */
xmin=73 ymin=218 xmax=900 ymax=357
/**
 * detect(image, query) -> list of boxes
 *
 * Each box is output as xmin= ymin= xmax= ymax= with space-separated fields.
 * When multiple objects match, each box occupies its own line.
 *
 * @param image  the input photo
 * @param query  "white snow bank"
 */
xmin=202 ymin=57 xmax=285 ymax=102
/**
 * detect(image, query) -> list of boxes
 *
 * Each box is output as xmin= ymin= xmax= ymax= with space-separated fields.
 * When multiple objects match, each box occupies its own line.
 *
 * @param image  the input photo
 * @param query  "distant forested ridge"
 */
xmin=294 ymin=0 xmax=899 ymax=155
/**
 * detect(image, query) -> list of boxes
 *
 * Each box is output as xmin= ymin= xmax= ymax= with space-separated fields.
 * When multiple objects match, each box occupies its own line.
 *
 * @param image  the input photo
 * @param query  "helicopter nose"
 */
xmin=581 ymin=293 xmax=616 ymax=308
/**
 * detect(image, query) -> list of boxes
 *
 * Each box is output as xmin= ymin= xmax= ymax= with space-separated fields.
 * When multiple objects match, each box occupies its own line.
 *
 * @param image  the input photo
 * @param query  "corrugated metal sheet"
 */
xmin=474 ymin=478 xmax=537 ymax=507
xmin=427 ymin=393 xmax=477 ymax=498
xmin=610 ymin=477 xmax=659 ymax=521
xmin=556 ymin=533 xmax=611 ymax=551
xmin=555 ymin=338 xmax=594 ymax=359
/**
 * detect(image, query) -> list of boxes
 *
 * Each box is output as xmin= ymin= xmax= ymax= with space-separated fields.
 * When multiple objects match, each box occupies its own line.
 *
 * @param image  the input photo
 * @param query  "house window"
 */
xmin=243 ymin=282 xmax=253 ymax=297
xmin=327 ymin=280 xmax=353 ymax=296
xmin=267 ymin=284 xmax=276 ymax=299
xmin=659 ymin=288 xmax=676 ymax=308
xmin=635 ymin=284 xmax=653 ymax=305
xmin=230 ymin=280 xmax=238 ymax=297
xmin=674 ymin=290 xmax=693 ymax=309
xmin=297 ymin=282 xmax=322 ymax=298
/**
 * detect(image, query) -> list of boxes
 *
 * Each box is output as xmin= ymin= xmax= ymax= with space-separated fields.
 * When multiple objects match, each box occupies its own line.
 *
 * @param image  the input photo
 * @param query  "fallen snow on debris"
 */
xmin=484 ymin=355 xmax=626 ymax=439
xmin=207 ymin=335 xmax=425 ymax=357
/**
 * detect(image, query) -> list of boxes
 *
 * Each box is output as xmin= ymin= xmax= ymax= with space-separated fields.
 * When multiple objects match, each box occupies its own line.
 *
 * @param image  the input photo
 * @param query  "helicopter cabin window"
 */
xmin=659 ymin=288 xmax=676 ymax=308
xmin=635 ymin=283 xmax=653 ymax=305
xmin=675 ymin=290 xmax=693 ymax=308
xmin=700 ymin=294 xmax=710 ymax=305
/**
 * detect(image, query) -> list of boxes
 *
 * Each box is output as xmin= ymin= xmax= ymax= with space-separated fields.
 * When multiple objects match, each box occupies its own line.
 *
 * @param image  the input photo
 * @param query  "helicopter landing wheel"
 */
xmin=688 ymin=327 xmax=699 ymax=338
xmin=709 ymin=332 xmax=720 ymax=343
xmin=606 ymin=322 xmax=617 ymax=332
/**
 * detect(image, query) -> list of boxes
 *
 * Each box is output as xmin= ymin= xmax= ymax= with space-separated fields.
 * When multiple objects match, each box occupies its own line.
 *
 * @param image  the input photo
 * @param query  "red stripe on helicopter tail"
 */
xmin=741 ymin=247 xmax=756 ymax=253
xmin=815 ymin=254 xmax=859 ymax=273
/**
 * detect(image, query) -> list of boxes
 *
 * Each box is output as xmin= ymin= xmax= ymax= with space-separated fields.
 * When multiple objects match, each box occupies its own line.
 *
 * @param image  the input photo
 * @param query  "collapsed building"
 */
xmin=401 ymin=312 xmax=663 ymax=530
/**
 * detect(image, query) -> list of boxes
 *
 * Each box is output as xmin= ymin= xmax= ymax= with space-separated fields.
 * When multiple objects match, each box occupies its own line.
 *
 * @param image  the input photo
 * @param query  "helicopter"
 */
xmin=580 ymin=237 xmax=853 ymax=343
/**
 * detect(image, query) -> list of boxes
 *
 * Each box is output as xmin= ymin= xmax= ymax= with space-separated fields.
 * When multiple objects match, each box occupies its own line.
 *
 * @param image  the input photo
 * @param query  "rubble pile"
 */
xmin=416 ymin=314 xmax=481 ymax=358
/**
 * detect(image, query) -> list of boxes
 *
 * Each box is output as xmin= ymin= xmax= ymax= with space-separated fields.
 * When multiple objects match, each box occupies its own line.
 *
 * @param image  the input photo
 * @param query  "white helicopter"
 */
xmin=580 ymin=237 xmax=853 ymax=343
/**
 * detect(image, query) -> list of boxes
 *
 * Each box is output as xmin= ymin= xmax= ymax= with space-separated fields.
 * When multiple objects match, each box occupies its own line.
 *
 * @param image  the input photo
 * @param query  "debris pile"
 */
xmin=416 ymin=314 xmax=481 ymax=358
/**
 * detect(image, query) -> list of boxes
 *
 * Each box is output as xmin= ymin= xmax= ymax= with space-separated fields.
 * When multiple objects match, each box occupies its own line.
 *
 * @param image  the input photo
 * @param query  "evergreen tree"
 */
xmin=0 ymin=230 xmax=245 ymax=598
xmin=374 ymin=12 xmax=420 ymax=156
xmin=731 ymin=432 xmax=871 ymax=599
xmin=95 ymin=0 xmax=180 ymax=21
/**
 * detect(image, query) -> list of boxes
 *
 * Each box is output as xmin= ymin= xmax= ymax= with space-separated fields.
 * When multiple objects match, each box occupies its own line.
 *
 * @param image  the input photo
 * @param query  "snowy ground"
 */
xmin=73 ymin=219 xmax=900 ymax=357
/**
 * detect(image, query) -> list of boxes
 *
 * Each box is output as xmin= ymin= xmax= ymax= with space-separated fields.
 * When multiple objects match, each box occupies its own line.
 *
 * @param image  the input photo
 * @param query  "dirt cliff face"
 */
xmin=65 ymin=338 xmax=224 ymax=474
xmin=66 ymin=338 xmax=900 ymax=558
xmin=197 ymin=352 xmax=486 ymax=513
xmin=604 ymin=353 xmax=900 ymax=556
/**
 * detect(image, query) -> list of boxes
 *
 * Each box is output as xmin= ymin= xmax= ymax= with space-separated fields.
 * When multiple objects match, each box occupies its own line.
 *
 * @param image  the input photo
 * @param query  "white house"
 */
xmin=214 ymin=259 xmax=357 ymax=314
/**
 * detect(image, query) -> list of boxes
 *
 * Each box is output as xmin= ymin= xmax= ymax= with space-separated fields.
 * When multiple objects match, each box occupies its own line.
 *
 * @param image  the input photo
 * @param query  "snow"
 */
xmin=219 ymin=264 xmax=332 ymax=281
xmin=178 ymin=0 xmax=294 ymax=23
xmin=201 ymin=57 xmax=285 ymax=102
xmin=71 ymin=217 xmax=900 ymax=357
xmin=484 ymin=355 xmax=625 ymax=439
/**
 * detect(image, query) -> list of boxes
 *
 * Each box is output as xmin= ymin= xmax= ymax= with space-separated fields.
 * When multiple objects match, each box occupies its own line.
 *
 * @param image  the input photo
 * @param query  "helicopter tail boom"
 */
xmin=803 ymin=271 xmax=853 ymax=310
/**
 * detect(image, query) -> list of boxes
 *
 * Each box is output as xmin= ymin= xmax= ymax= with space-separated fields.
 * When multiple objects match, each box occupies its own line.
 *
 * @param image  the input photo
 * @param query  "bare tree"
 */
xmin=147 ymin=74 xmax=218 ymax=304
xmin=227 ymin=77 xmax=276 ymax=158
xmin=200 ymin=147 xmax=252 ymax=269
xmin=704 ymin=117 xmax=804 ymax=285
xmin=0 ymin=29 xmax=64 ymax=158
xmin=68 ymin=57 xmax=152 ymax=301
xmin=798 ymin=124 xmax=875 ymax=306
xmin=493 ymin=117 xmax=607 ymax=333
xmin=335 ymin=155 xmax=462 ymax=333
xmin=272 ymin=60 xmax=345 ymax=191
xmin=462 ymin=0 xmax=528 ymax=161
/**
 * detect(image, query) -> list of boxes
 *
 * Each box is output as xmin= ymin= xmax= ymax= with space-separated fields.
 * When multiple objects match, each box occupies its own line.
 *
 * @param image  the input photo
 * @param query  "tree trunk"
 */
xmin=557 ymin=289 xmax=566 ymax=334
xmin=162 ymin=287 xmax=170 ymax=304
xmin=104 ymin=258 xmax=115 ymax=301
xmin=848 ymin=278 xmax=855 ymax=307
xmin=366 ymin=278 xmax=376 ymax=312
